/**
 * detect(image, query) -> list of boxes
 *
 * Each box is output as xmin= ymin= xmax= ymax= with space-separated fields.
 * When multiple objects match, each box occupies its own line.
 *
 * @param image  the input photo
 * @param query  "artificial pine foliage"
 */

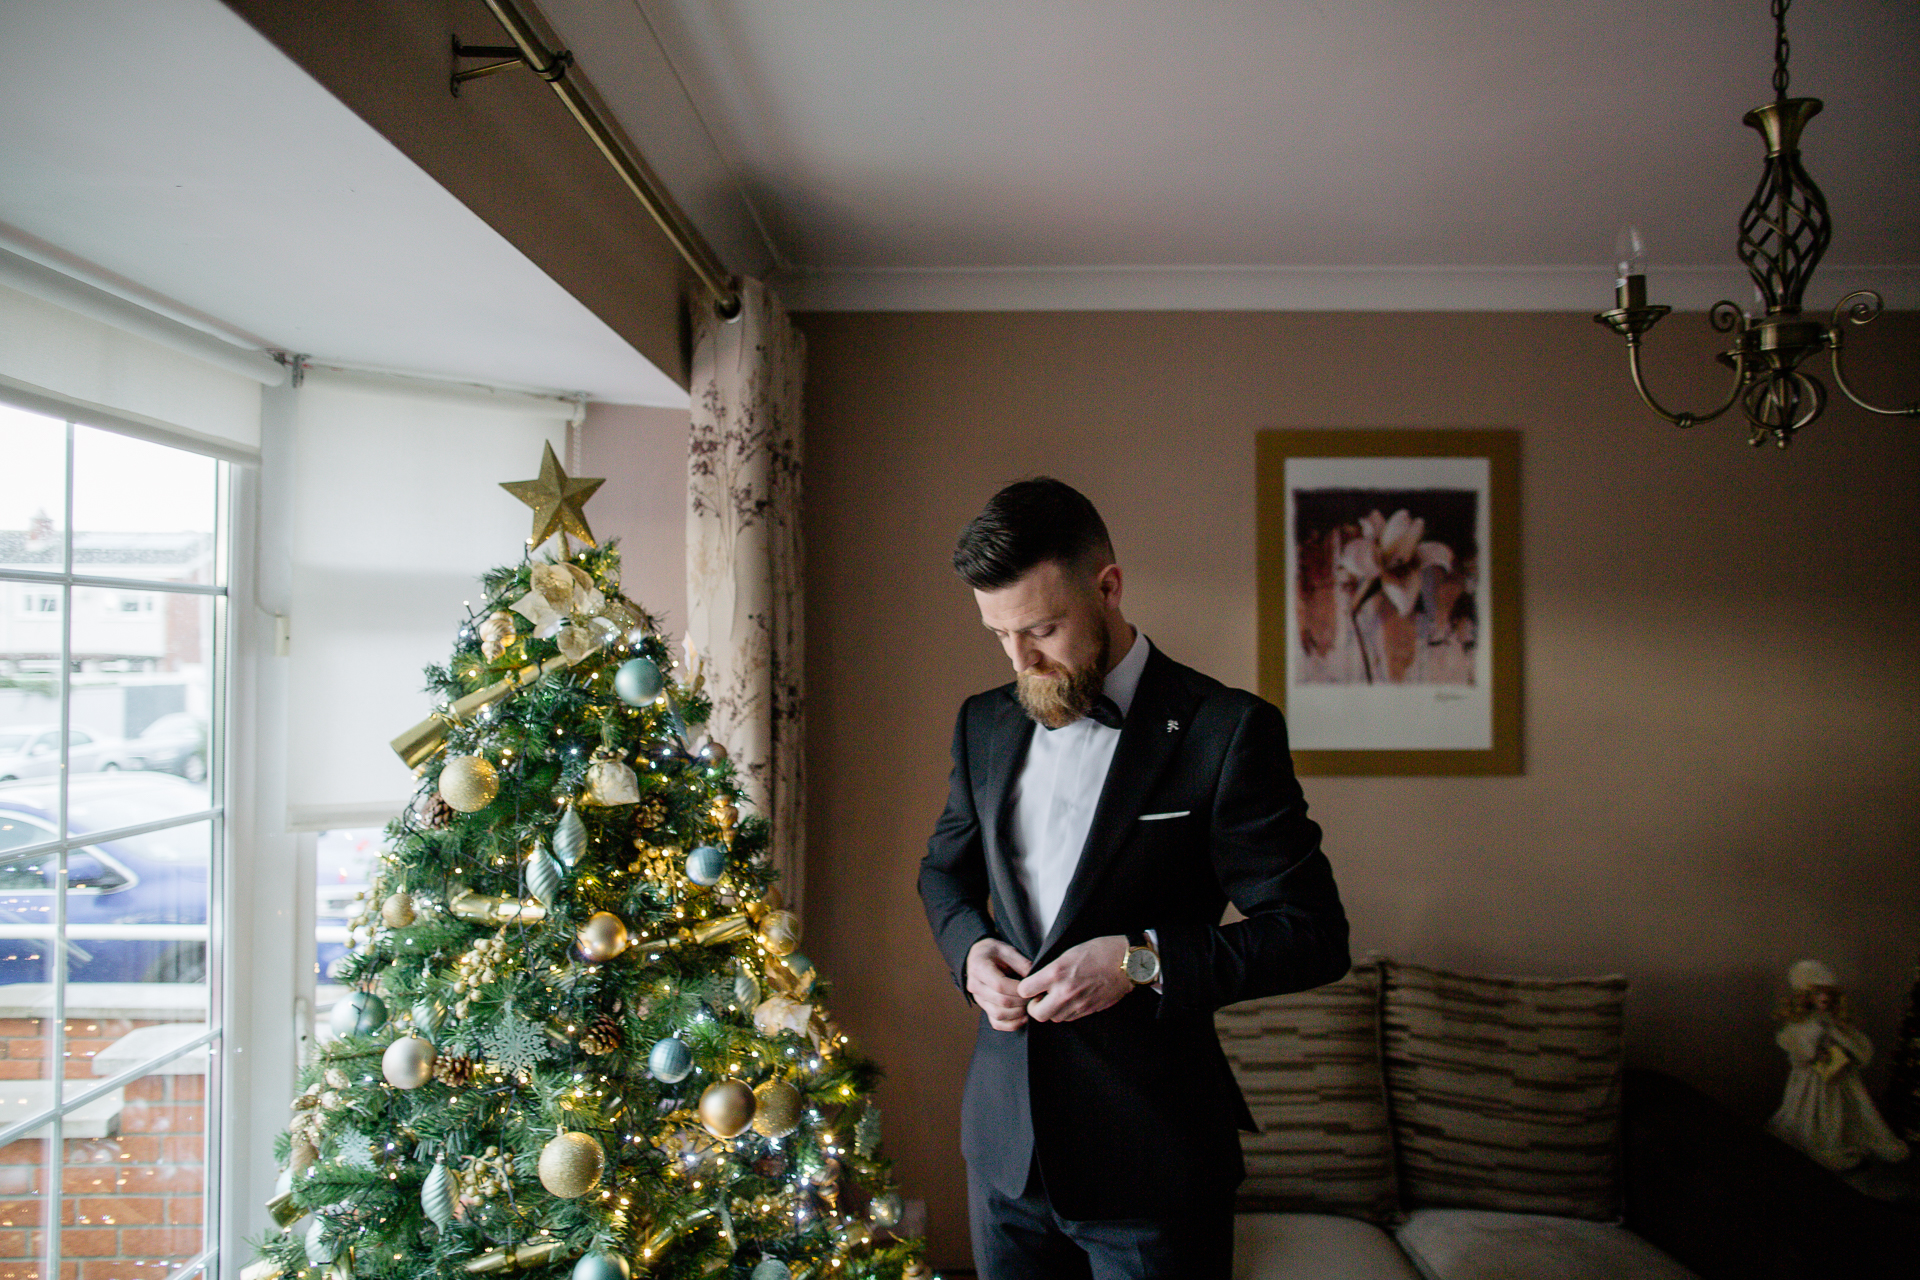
xmin=252 ymin=529 xmax=924 ymax=1280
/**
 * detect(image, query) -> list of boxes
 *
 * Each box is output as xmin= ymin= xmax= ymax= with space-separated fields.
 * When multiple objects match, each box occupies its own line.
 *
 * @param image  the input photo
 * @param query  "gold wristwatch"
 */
xmin=1122 ymin=931 xmax=1161 ymax=985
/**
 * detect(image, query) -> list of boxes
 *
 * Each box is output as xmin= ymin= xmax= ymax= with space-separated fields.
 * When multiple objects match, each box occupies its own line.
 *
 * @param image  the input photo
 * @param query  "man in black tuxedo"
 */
xmin=919 ymin=478 xmax=1349 ymax=1279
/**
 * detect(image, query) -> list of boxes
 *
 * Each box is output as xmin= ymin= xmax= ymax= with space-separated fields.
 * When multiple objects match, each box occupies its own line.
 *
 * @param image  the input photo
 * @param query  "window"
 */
xmin=0 ymin=400 xmax=226 ymax=1280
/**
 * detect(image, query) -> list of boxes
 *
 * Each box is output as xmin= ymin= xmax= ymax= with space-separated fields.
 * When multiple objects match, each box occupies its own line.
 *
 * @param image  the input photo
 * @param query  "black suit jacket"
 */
xmin=918 ymin=643 xmax=1350 ymax=1219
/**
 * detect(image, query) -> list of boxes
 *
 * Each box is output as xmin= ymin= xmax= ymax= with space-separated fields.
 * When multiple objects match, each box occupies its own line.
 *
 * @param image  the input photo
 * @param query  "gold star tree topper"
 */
xmin=500 ymin=441 xmax=605 ymax=550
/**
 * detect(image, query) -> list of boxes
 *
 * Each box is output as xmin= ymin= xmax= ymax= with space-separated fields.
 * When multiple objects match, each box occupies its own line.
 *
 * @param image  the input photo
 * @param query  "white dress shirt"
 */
xmin=1010 ymin=630 xmax=1150 ymax=940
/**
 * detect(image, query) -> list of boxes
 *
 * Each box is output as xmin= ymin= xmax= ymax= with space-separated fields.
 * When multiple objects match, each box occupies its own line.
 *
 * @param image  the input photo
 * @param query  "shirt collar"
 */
xmin=1104 ymin=629 xmax=1150 ymax=720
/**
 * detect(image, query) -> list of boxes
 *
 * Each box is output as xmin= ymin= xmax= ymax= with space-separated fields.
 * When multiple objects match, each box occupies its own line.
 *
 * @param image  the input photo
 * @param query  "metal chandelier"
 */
xmin=1594 ymin=0 xmax=1917 ymax=448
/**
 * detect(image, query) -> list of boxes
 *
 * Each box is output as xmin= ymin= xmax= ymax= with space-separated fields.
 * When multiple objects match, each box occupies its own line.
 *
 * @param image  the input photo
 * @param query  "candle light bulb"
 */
xmin=1613 ymin=225 xmax=1648 ymax=283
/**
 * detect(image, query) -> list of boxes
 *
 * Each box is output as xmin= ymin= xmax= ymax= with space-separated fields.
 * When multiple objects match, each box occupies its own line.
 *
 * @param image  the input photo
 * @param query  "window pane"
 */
xmin=62 ymin=815 xmax=209 ymax=1009
xmin=0 ymin=1132 xmax=52 ymax=1280
xmin=0 ymin=404 xmax=66 ymax=573
xmin=71 ymin=588 xmax=214 ymax=808
xmin=315 ymin=828 xmax=385 ymax=1024
xmin=63 ymin=1056 xmax=208 ymax=1277
xmin=70 ymin=428 xmax=217 ymax=590
xmin=1 ymin=583 xmax=64 ymax=792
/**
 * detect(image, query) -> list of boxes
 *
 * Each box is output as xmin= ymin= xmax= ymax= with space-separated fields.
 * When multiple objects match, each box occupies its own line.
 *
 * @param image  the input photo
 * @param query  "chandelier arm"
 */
xmin=1826 ymin=292 xmax=1920 ymax=419
xmin=1624 ymin=338 xmax=1747 ymax=429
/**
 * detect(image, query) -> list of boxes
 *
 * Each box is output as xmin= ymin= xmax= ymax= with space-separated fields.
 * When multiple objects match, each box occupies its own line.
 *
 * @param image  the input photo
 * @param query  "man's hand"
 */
xmin=967 ymin=938 xmax=1033 ymax=1031
xmin=1017 ymin=935 xmax=1133 ymax=1023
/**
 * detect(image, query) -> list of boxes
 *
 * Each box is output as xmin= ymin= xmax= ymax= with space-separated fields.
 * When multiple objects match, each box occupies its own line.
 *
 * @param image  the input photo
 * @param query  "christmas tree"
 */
xmin=249 ymin=445 xmax=928 ymax=1280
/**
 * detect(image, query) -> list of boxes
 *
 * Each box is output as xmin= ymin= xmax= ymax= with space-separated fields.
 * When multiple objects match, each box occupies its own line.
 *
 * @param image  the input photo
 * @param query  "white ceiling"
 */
xmin=0 ymin=0 xmax=686 ymax=405
xmin=549 ymin=0 xmax=1920 ymax=311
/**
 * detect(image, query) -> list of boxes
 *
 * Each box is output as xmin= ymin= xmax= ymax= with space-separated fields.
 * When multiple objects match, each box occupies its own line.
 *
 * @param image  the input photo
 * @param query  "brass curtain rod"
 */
xmin=462 ymin=0 xmax=742 ymax=321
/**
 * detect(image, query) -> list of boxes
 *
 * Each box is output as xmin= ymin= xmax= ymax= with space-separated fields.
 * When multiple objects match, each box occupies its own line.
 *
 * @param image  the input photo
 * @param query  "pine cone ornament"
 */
xmin=579 ymin=1013 xmax=623 ymax=1056
xmin=433 ymin=1052 xmax=475 ymax=1086
xmin=415 ymin=791 xmax=455 ymax=830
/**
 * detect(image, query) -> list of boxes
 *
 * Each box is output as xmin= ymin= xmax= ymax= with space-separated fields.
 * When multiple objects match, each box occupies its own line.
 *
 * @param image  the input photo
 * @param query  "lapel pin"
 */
xmin=1166 ymin=719 xmax=1179 ymax=733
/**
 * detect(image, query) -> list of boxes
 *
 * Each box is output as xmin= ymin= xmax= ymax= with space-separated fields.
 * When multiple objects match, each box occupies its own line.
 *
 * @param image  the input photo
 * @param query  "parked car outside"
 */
xmin=0 ymin=725 xmax=135 ymax=781
xmin=125 ymin=712 xmax=209 ymax=782
xmin=0 ymin=772 xmax=209 ymax=987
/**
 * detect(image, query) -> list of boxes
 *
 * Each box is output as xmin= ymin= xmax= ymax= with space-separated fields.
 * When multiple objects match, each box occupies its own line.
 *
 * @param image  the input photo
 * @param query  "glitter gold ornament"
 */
xmin=380 ymin=892 xmax=416 ymax=929
xmin=698 ymin=1078 xmax=757 ymax=1138
xmin=751 ymin=1080 xmax=802 ymax=1138
xmin=479 ymin=610 xmax=517 ymax=661
xmin=500 ymin=441 xmax=604 ymax=550
xmin=584 ymin=747 xmax=641 ymax=806
xmin=577 ymin=911 xmax=631 ymax=962
xmin=758 ymin=909 xmax=802 ymax=956
xmin=537 ymin=1130 xmax=606 ymax=1198
xmin=381 ymin=1034 xmax=437 ymax=1089
xmin=439 ymin=755 xmax=499 ymax=812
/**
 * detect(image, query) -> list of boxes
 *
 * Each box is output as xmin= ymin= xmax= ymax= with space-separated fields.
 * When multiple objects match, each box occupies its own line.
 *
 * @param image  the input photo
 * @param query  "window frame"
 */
xmin=0 ymin=395 xmax=232 ymax=1280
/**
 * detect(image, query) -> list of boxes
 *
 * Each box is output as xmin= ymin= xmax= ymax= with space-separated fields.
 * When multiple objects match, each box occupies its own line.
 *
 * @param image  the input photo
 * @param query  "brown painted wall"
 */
xmin=795 ymin=309 xmax=1920 ymax=1269
xmin=579 ymin=402 xmax=689 ymax=631
xmin=221 ymin=0 xmax=693 ymax=387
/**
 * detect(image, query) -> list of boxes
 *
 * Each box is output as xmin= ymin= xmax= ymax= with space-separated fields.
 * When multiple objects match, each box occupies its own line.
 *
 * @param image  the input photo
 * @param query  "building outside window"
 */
xmin=0 ymin=400 xmax=227 ymax=1280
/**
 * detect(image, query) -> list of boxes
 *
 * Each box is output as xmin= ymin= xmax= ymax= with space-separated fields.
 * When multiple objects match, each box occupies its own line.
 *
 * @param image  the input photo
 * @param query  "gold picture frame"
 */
xmin=1257 ymin=428 xmax=1522 ymax=775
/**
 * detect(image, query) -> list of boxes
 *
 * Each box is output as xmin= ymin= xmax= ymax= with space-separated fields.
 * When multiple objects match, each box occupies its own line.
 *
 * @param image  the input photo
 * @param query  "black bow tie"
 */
xmin=1083 ymin=695 xmax=1125 ymax=730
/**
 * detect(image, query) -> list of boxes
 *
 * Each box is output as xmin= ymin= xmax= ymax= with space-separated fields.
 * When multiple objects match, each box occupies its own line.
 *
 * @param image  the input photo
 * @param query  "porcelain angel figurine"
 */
xmin=1767 ymin=959 xmax=1911 ymax=1171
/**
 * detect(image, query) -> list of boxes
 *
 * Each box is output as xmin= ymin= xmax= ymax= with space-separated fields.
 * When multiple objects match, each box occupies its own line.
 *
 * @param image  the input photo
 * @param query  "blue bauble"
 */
xmin=572 ymin=1252 xmax=631 ymax=1280
xmin=328 ymin=990 xmax=388 ymax=1038
xmin=750 ymin=1262 xmax=791 ymax=1280
xmin=613 ymin=658 xmax=664 ymax=706
xmin=685 ymin=844 xmax=727 ymax=886
xmin=648 ymin=1037 xmax=694 ymax=1084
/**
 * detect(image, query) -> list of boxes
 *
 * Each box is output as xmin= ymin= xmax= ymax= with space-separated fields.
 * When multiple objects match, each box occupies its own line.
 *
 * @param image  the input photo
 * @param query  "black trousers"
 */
xmin=967 ymin=1155 xmax=1234 ymax=1280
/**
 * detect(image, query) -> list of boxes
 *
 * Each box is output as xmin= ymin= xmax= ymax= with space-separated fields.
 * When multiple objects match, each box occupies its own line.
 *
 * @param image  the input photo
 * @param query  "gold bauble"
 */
xmin=577 ymin=911 xmax=631 ymax=962
xmin=751 ymin=1080 xmax=802 ymax=1138
xmin=381 ymin=1034 xmax=437 ymax=1089
xmin=380 ymin=892 xmax=416 ymax=929
xmin=537 ymin=1131 xmax=606 ymax=1198
xmin=440 ymin=756 xmax=499 ymax=812
xmin=757 ymin=909 xmax=801 ymax=956
xmin=698 ymin=1078 xmax=756 ymax=1138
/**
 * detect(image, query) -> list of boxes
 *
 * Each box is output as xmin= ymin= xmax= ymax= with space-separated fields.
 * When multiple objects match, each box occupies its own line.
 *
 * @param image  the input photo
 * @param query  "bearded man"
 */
xmin=919 ymin=477 xmax=1349 ymax=1279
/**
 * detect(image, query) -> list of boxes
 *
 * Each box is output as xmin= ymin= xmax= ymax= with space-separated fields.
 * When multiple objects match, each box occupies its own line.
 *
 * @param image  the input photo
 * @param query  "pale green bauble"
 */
xmin=685 ymin=844 xmax=726 ymax=886
xmin=421 ymin=1156 xmax=456 ymax=1229
xmin=572 ymin=1252 xmax=632 ymax=1280
xmin=553 ymin=806 xmax=588 ymax=867
xmin=613 ymin=657 xmax=663 ymax=705
xmin=648 ymin=1036 xmax=693 ymax=1083
xmin=750 ymin=1262 xmax=791 ymax=1280
xmin=328 ymin=990 xmax=388 ymax=1038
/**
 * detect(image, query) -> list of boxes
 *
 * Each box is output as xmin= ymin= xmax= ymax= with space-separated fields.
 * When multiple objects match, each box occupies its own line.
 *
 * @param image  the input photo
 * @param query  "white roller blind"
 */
xmin=285 ymin=368 xmax=577 ymax=827
xmin=0 ymin=267 xmax=271 ymax=461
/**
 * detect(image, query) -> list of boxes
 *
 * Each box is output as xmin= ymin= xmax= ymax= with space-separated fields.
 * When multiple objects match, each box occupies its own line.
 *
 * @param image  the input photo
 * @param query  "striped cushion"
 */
xmin=1216 ymin=960 xmax=1401 ymax=1224
xmin=1381 ymin=962 xmax=1627 ymax=1221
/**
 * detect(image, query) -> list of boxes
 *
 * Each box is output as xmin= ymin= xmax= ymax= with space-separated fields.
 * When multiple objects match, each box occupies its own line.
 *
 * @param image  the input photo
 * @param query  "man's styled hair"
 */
xmin=953 ymin=477 xmax=1114 ymax=591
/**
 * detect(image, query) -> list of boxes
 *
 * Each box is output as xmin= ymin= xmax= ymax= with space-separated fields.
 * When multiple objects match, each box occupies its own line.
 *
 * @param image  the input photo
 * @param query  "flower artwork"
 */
xmin=1294 ymin=491 xmax=1478 ymax=686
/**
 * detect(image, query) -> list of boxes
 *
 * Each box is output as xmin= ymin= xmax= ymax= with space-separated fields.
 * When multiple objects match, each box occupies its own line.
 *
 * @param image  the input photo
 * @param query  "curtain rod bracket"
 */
xmin=449 ymin=0 xmax=743 ymax=320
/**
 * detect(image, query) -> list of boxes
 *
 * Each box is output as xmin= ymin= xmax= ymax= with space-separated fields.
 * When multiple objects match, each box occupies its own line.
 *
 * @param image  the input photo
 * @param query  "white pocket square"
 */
xmin=1138 ymin=810 xmax=1190 ymax=822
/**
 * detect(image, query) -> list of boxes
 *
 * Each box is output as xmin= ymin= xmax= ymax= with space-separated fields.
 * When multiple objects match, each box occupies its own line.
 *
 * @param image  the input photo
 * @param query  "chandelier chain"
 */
xmin=1771 ymin=0 xmax=1792 ymax=99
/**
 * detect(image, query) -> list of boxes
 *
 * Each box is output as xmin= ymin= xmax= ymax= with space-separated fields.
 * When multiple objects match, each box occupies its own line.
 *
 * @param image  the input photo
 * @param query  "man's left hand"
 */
xmin=1017 ymin=935 xmax=1134 ymax=1023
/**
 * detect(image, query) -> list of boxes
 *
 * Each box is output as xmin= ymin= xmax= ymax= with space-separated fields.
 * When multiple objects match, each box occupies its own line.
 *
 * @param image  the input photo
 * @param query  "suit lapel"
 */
xmin=1038 ymin=646 xmax=1194 ymax=959
xmin=977 ymin=689 xmax=1042 ymax=957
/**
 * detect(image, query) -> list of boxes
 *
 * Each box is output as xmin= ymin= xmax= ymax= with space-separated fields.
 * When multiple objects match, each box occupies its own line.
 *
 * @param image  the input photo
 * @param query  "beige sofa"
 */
xmin=1217 ymin=958 xmax=1698 ymax=1280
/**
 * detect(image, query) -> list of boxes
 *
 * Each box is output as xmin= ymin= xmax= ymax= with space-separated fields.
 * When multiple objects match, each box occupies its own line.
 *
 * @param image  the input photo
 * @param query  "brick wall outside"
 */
xmin=0 ymin=1017 xmax=206 ymax=1280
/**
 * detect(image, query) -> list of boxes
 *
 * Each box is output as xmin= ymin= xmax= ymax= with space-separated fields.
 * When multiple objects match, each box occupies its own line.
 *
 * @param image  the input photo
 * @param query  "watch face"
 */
xmin=1124 ymin=947 xmax=1159 ymax=984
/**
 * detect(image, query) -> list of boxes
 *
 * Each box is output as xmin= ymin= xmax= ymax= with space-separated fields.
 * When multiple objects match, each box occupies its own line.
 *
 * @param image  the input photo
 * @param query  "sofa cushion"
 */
xmin=1217 ymin=960 xmax=1400 ymax=1223
xmin=1381 ymin=962 xmax=1627 ymax=1219
xmin=1393 ymin=1208 xmax=1700 ymax=1280
xmin=1233 ymin=1213 xmax=1424 ymax=1280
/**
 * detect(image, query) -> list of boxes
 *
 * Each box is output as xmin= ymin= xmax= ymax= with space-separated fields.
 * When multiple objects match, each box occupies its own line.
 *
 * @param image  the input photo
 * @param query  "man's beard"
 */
xmin=1015 ymin=632 xmax=1111 ymax=729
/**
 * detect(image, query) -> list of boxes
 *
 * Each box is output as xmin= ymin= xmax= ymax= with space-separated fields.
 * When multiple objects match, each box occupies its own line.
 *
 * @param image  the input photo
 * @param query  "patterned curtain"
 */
xmin=686 ymin=280 xmax=807 ymax=914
